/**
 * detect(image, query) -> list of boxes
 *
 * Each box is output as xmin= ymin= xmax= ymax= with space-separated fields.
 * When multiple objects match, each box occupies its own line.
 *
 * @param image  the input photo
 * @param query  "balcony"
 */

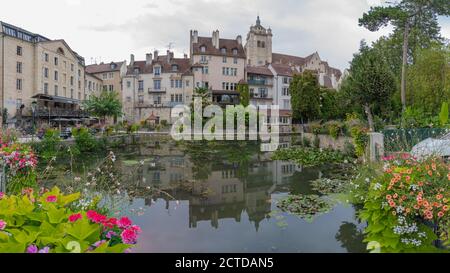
xmin=148 ymin=87 xmax=166 ymax=94
xmin=134 ymin=103 xmax=170 ymax=109
xmin=35 ymin=107 xmax=90 ymax=118
xmin=251 ymin=93 xmax=272 ymax=100
xmin=248 ymin=79 xmax=273 ymax=86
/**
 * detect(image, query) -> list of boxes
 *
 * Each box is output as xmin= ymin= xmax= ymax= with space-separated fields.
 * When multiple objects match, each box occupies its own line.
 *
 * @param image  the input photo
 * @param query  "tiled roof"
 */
xmin=270 ymin=63 xmax=298 ymax=77
xmin=247 ymin=65 xmax=273 ymax=76
xmin=192 ymin=37 xmax=246 ymax=58
xmin=126 ymin=56 xmax=192 ymax=76
xmin=272 ymin=53 xmax=305 ymax=66
xmin=86 ymin=62 xmax=124 ymax=74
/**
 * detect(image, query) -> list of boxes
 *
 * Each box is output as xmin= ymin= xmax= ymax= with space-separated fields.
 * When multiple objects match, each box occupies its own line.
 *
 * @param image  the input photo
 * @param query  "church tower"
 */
xmin=245 ymin=16 xmax=273 ymax=66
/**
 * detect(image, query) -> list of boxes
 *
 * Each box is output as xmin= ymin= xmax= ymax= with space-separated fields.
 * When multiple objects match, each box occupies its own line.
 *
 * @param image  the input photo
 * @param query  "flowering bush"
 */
xmin=0 ymin=142 xmax=38 ymax=194
xmin=0 ymin=187 xmax=141 ymax=253
xmin=359 ymin=154 xmax=449 ymax=252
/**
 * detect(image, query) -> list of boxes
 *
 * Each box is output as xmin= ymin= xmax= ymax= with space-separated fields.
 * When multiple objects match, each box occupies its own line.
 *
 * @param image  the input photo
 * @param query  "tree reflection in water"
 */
xmin=335 ymin=221 xmax=367 ymax=253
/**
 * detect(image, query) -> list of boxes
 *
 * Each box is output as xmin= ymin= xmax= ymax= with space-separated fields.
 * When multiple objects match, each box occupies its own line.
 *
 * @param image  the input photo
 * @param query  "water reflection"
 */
xmin=45 ymin=136 xmax=366 ymax=252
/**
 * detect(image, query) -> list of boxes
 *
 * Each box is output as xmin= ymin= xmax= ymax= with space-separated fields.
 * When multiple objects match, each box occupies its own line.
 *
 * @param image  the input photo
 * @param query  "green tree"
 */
xmin=359 ymin=0 xmax=450 ymax=111
xmin=290 ymin=71 xmax=321 ymax=123
xmin=341 ymin=42 xmax=397 ymax=131
xmin=83 ymin=91 xmax=122 ymax=125
xmin=237 ymin=83 xmax=250 ymax=107
xmin=408 ymin=43 xmax=450 ymax=113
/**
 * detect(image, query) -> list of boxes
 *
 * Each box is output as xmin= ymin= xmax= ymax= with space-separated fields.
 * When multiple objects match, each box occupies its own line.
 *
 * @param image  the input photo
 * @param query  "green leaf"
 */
xmin=65 ymin=218 xmax=100 ymax=242
xmin=47 ymin=206 xmax=68 ymax=224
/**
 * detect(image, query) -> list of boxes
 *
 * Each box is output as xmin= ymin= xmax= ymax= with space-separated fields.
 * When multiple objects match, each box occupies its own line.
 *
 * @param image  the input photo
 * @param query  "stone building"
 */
xmin=122 ymin=50 xmax=193 ymax=124
xmin=189 ymin=30 xmax=246 ymax=106
xmin=0 ymin=21 xmax=92 ymax=128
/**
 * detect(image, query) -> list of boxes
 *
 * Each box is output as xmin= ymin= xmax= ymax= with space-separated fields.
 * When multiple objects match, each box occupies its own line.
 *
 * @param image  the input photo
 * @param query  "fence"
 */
xmin=382 ymin=128 xmax=450 ymax=153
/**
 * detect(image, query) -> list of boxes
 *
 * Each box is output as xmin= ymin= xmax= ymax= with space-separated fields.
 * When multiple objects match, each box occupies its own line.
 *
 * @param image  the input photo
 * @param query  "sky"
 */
xmin=0 ymin=0 xmax=449 ymax=71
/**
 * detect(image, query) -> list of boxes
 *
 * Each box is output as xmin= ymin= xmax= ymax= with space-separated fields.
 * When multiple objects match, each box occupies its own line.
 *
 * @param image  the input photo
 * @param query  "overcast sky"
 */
xmin=1 ymin=0 xmax=449 ymax=70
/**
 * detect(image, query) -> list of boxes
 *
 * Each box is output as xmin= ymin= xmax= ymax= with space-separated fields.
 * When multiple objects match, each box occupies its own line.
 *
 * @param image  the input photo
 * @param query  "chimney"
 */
xmin=130 ymin=54 xmax=134 ymax=66
xmin=184 ymin=53 xmax=188 ymax=59
xmin=191 ymin=30 xmax=198 ymax=44
xmin=154 ymin=50 xmax=159 ymax=61
xmin=212 ymin=30 xmax=220 ymax=49
xmin=146 ymin=53 xmax=152 ymax=65
xmin=236 ymin=35 xmax=242 ymax=45
xmin=167 ymin=50 xmax=171 ymax=63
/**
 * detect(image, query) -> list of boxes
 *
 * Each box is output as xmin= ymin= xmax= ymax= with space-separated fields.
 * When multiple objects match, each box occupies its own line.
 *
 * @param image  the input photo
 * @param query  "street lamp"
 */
xmin=31 ymin=101 xmax=37 ymax=135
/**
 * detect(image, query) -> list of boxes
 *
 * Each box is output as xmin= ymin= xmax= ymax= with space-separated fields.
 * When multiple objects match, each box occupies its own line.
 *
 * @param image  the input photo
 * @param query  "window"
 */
xmin=43 ymin=83 xmax=48 ymax=94
xmin=44 ymin=53 xmax=49 ymax=62
xmin=109 ymin=85 xmax=113 ymax=91
xmin=171 ymin=65 xmax=178 ymax=72
xmin=154 ymin=80 xmax=161 ymax=90
xmin=78 ymin=70 xmax=81 ymax=77
xmin=133 ymin=68 xmax=140 ymax=74
xmin=70 ymin=89 xmax=74 ymax=98
xmin=70 ymin=76 xmax=74 ymax=86
xmin=16 ymin=99 xmax=22 ymax=109
xmin=176 ymin=80 xmax=182 ymax=88
xmin=103 ymin=85 xmax=107 ymax=92
xmin=261 ymin=41 xmax=266 ymax=48
xmin=16 ymin=62 xmax=22 ymax=73
xmin=54 ymin=85 xmax=58 ymax=96
xmin=138 ymin=80 xmax=144 ymax=91
xmin=108 ymin=72 xmax=113 ymax=79
xmin=138 ymin=95 xmax=144 ymax=104
xmin=127 ymin=81 xmax=131 ymax=88
xmin=70 ymin=64 xmax=74 ymax=71
xmin=16 ymin=79 xmax=22 ymax=90
xmin=283 ymin=77 xmax=289 ymax=84
xmin=221 ymin=48 xmax=227 ymax=54
xmin=200 ymin=56 xmax=207 ymax=63
xmin=232 ymin=48 xmax=238 ymax=55
xmin=154 ymin=67 xmax=161 ymax=76
xmin=283 ymin=100 xmax=290 ymax=109
xmin=282 ymin=87 xmax=290 ymax=96
xmin=54 ymin=57 xmax=58 ymax=66
xmin=185 ymin=80 xmax=190 ymax=87
xmin=200 ymin=46 xmax=206 ymax=53
xmin=223 ymin=56 xmax=227 ymax=63
xmin=17 ymin=46 xmax=22 ymax=56
xmin=233 ymin=57 xmax=238 ymax=64
xmin=79 ymin=81 xmax=81 ymax=90
xmin=202 ymin=66 xmax=209 ymax=74
xmin=54 ymin=71 xmax=58 ymax=81
xmin=43 ymin=68 xmax=49 ymax=78
xmin=63 ymin=87 xmax=67 ymax=96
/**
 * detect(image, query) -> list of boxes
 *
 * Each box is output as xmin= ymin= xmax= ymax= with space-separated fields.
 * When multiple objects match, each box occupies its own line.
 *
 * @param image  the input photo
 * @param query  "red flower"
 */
xmin=86 ymin=210 xmax=107 ymax=223
xmin=68 ymin=213 xmax=82 ymax=223
xmin=118 ymin=217 xmax=133 ymax=229
xmin=102 ymin=217 xmax=118 ymax=229
xmin=46 ymin=195 xmax=57 ymax=203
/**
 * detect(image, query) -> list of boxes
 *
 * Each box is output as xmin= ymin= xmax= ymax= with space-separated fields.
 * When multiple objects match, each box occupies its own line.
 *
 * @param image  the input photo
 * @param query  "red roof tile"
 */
xmin=86 ymin=62 xmax=124 ymax=74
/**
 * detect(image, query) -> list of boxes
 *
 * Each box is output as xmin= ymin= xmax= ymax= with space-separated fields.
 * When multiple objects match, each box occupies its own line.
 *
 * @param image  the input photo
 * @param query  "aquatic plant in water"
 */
xmin=277 ymin=195 xmax=332 ymax=221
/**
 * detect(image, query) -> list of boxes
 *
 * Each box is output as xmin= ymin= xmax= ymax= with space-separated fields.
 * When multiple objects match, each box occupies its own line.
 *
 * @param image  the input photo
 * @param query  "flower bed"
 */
xmin=358 ymin=154 xmax=449 ymax=252
xmin=0 ymin=187 xmax=141 ymax=253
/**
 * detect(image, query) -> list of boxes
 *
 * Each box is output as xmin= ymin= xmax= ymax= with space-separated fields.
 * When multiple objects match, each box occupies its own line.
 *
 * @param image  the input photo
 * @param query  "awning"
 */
xmin=32 ymin=94 xmax=81 ymax=105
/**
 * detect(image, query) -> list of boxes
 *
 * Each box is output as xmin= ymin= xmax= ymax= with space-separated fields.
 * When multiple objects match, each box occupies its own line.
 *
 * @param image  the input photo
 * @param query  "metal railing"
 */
xmin=148 ymin=87 xmax=167 ymax=93
xmin=35 ymin=107 xmax=90 ymax=118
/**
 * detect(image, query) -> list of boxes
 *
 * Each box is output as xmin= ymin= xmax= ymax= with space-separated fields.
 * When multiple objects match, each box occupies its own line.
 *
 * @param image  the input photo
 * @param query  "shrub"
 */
xmin=272 ymin=147 xmax=350 ymax=167
xmin=72 ymin=128 xmax=99 ymax=153
xmin=0 ymin=187 xmax=141 ymax=253
xmin=35 ymin=129 xmax=61 ymax=160
xmin=313 ymin=136 xmax=320 ymax=148
xmin=160 ymin=120 xmax=168 ymax=128
xmin=0 ymin=142 xmax=38 ymax=194
xmin=324 ymin=121 xmax=343 ymax=139
xmin=302 ymin=136 xmax=311 ymax=147
xmin=309 ymin=121 xmax=323 ymax=135
xmin=350 ymin=126 xmax=369 ymax=157
xmin=357 ymin=155 xmax=450 ymax=252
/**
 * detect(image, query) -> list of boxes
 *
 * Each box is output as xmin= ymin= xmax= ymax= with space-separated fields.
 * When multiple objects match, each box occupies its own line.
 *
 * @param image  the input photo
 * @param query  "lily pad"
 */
xmin=311 ymin=178 xmax=348 ymax=195
xmin=277 ymin=195 xmax=332 ymax=220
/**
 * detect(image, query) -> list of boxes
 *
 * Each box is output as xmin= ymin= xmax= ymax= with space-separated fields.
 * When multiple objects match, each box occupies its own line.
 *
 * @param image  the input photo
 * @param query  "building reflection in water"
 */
xmin=122 ymin=138 xmax=301 ymax=231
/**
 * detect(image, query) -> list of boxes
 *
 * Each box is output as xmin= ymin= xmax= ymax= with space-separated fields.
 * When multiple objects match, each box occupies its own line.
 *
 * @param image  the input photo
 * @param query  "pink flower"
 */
xmin=0 ymin=219 xmax=6 ymax=230
xmin=0 ymin=192 xmax=4 ymax=200
xmin=106 ymin=231 xmax=117 ymax=239
xmin=68 ymin=213 xmax=82 ymax=223
xmin=118 ymin=217 xmax=132 ymax=229
xmin=39 ymin=247 xmax=50 ymax=253
xmin=26 ymin=245 xmax=38 ymax=253
xmin=86 ymin=210 xmax=107 ymax=223
xmin=121 ymin=228 xmax=138 ymax=244
xmin=46 ymin=195 xmax=57 ymax=203
xmin=93 ymin=240 xmax=107 ymax=248
xmin=130 ymin=225 xmax=142 ymax=234
xmin=102 ymin=217 xmax=118 ymax=229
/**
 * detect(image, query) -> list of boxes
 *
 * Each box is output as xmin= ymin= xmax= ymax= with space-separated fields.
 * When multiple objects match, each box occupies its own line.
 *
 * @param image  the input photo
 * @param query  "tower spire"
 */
xmin=256 ymin=14 xmax=261 ymax=26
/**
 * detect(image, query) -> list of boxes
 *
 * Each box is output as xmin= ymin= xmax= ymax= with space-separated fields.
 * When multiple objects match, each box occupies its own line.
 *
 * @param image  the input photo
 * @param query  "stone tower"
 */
xmin=245 ymin=16 xmax=273 ymax=66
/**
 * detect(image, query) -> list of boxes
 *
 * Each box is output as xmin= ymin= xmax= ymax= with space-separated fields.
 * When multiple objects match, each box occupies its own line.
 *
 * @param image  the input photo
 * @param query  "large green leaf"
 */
xmin=65 ymin=218 xmax=100 ymax=242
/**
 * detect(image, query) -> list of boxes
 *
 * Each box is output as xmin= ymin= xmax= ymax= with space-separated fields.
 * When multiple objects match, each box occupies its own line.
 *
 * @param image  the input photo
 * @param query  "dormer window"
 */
xmin=111 ymin=63 xmax=117 ymax=70
xmin=133 ymin=67 xmax=140 ymax=74
xmin=171 ymin=65 xmax=178 ymax=72
xmin=232 ymin=48 xmax=238 ymax=55
xmin=200 ymin=46 xmax=206 ymax=53
xmin=221 ymin=48 xmax=227 ymax=54
xmin=154 ymin=66 xmax=161 ymax=76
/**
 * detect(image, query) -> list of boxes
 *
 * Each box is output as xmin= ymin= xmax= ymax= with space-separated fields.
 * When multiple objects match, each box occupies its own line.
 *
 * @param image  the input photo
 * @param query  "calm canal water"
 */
xmin=46 ymin=136 xmax=367 ymax=253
